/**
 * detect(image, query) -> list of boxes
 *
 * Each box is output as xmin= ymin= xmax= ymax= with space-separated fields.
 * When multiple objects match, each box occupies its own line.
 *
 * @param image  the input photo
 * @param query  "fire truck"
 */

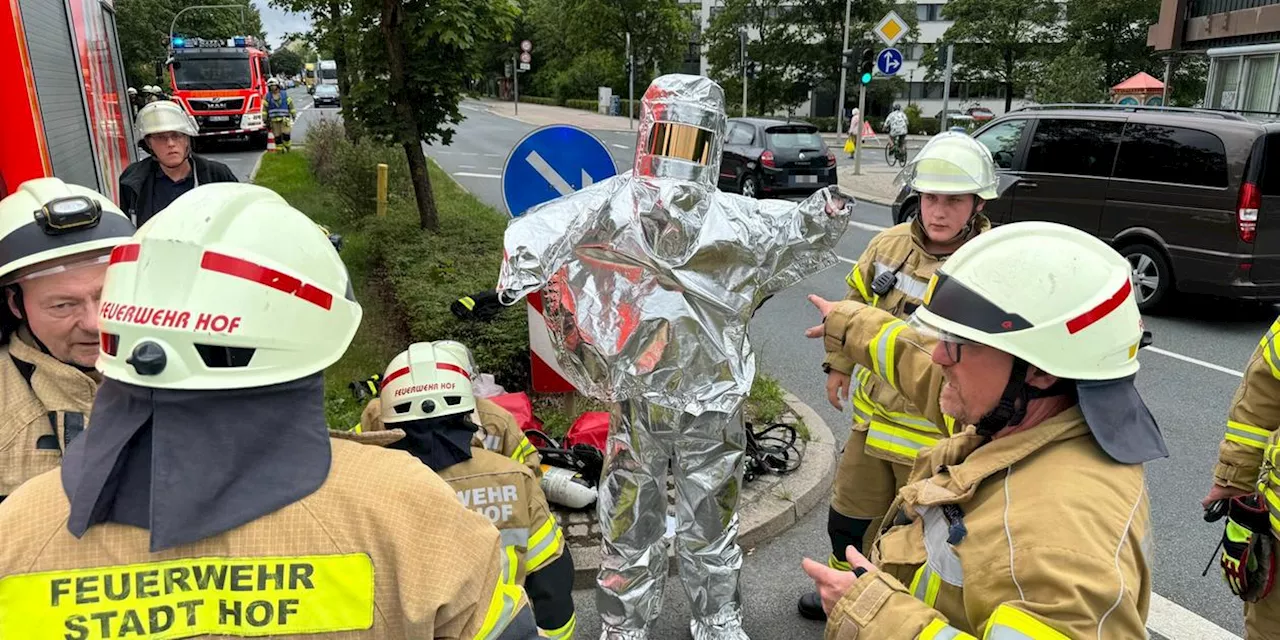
xmin=1 ymin=0 xmax=136 ymax=201
xmin=168 ymin=35 xmax=270 ymax=148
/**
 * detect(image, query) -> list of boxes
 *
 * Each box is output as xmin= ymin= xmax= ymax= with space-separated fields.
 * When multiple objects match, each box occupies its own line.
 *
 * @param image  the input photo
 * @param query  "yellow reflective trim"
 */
xmin=1227 ymin=433 xmax=1270 ymax=450
xmin=475 ymin=583 xmax=523 ymax=640
xmin=0 ymin=554 xmax=374 ymax=639
xmin=848 ymin=264 xmax=873 ymax=303
xmin=982 ymin=604 xmax=1071 ymax=640
xmin=919 ymin=618 xmax=977 ymax=640
xmin=352 ymin=422 xmax=363 ymax=434
xmin=502 ymin=546 xmax=519 ymax=584
xmin=460 ymin=296 xmax=477 ymax=311
xmin=541 ymin=613 xmax=576 ymax=640
xmin=871 ymin=422 xmax=942 ymax=447
xmin=943 ymin=415 xmax=957 ymax=436
xmin=923 ymin=274 xmax=939 ymax=305
xmin=865 ymin=434 xmax=925 ymax=459
xmin=827 ymin=554 xmax=852 ymax=572
xmin=1262 ymin=330 xmax=1280 ymax=380
xmin=1230 ymin=420 xmax=1272 ymax=437
xmin=872 ymin=320 xmax=908 ymax=388
xmin=525 ymin=518 xmax=564 ymax=572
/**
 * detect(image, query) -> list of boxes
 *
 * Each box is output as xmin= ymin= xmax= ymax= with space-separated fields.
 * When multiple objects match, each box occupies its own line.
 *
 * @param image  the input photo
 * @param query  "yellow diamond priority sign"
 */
xmin=874 ymin=10 xmax=908 ymax=48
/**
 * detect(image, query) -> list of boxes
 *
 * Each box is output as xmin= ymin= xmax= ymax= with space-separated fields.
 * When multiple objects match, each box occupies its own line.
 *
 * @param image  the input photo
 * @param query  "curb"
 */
xmin=566 ymin=389 xmax=837 ymax=588
xmin=480 ymin=102 xmax=638 ymax=133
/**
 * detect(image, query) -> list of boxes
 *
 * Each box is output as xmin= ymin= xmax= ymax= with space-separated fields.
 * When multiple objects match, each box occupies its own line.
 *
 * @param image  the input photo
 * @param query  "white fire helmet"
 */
xmin=899 ymin=131 xmax=1000 ymax=200
xmin=0 ymin=178 xmax=135 ymax=285
xmin=96 ymin=183 xmax=361 ymax=389
xmin=136 ymin=100 xmax=198 ymax=139
xmin=912 ymin=221 xmax=1141 ymax=381
xmin=380 ymin=341 xmax=477 ymax=424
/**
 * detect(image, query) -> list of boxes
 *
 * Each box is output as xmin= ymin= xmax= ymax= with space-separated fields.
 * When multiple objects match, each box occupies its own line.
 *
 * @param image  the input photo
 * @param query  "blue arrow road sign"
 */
xmin=501 ymin=125 xmax=619 ymax=218
xmin=877 ymin=48 xmax=903 ymax=76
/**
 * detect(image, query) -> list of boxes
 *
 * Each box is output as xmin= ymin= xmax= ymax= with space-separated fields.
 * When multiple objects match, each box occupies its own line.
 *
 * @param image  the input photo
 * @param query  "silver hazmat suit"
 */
xmin=497 ymin=74 xmax=853 ymax=640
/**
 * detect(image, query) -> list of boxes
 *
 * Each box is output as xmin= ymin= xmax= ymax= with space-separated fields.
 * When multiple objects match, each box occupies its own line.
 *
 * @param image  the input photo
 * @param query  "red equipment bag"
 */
xmin=488 ymin=392 xmax=541 ymax=433
xmin=564 ymin=411 xmax=609 ymax=452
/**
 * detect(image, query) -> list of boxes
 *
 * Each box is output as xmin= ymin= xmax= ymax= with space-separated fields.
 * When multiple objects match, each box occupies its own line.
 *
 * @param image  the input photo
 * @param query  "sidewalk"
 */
xmin=553 ymin=390 xmax=837 ymax=587
xmin=821 ymin=132 xmax=931 ymax=151
xmin=483 ymin=99 xmax=637 ymax=132
xmin=838 ymin=163 xmax=903 ymax=207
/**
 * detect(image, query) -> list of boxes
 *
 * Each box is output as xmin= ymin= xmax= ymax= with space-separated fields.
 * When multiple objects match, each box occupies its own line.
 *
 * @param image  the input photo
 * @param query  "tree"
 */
xmin=342 ymin=0 xmax=517 ymax=230
xmin=1170 ymin=54 xmax=1209 ymax=107
xmin=704 ymin=0 xmax=814 ymax=116
xmin=789 ymin=0 xmax=913 ymax=117
xmin=1063 ymin=0 xmax=1161 ymax=88
xmin=269 ymin=0 xmax=360 ymax=138
xmin=924 ymin=0 xmax=1060 ymax=111
xmin=116 ymin=0 xmax=266 ymax=87
xmin=1031 ymin=44 xmax=1105 ymax=104
xmin=270 ymin=48 xmax=305 ymax=77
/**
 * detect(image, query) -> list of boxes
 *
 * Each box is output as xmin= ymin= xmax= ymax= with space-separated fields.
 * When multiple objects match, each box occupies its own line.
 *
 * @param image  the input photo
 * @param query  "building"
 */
xmin=1149 ymin=0 xmax=1280 ymax=115
xmin=684 ymin=0 xmax=1040 ymax=119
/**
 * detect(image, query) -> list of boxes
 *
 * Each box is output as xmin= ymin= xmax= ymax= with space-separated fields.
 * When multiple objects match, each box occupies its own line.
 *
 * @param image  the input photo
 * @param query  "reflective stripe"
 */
xmin=847 ymin=263 xmax=873 ymax=303
xmin=501 ymin=546 xmax=519 ymax=584
xmin=874 ymin=262 xmax=931 ymax=301
xmin=872 ymin=320 xmax=909 ymax=389
xmin=1261 ymin=323 xmax=1280 ymax=379
xmin=1265 ymin=486 xmax=1280 ymax=534
xmin=475 ymin=582 xmax=523 ymax=640
xmin=512 ymin=438 xmax=538 ymax=463
xmin=1226 ymin=420 xmax=1271 ymax=450
xmin=919 ymin=619 xmax=975 ymax=640
xmin=460 ymin=296 xmax=477 ymax=310
xmin=916 ymin=505 xmax=965 ymax=586
xmin=526 ymin=517 xmax=564 ymax=571
xmin=500 ymin=527 xmax=530 ymax=549
xmin=867 ymin=422 xmax=943 ymax=460
xmin=981 ymin=605 xmax=1070 ymax=640
xmin=828 ymin=553 xmax=852 ymax=571
xmin=266 ymin=93 xmax=292 ymax=118
xmin=541 ymin=613 xmax=577 ymax=640
xmin=909 ymin=565 xmax=943 ymax=607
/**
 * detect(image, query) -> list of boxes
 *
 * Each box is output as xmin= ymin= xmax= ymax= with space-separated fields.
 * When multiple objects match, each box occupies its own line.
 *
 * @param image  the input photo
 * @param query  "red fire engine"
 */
xmin=1 ymin=0 xmax=136 ymax=201
xmin=167 ymin=35 xmax=270 ymax=148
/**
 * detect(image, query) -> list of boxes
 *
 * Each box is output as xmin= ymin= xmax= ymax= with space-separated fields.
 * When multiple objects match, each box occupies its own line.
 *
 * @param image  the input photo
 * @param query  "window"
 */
xmin=1211 ymin=57 xmax=1243 ymax=110
xmin=1113 ymin=124 xmax=1228 ymax=188
xmin=766 ymin=126 xmax=822 ymax=149
xmin=727 ymin=123 xmax=754 ymax=145
xmin=1025 ymin=119 xmax=1123 ymax=177
xmin=1243 ymin=54 xmax=1278 ymax=113
xmin=916 ymin=3 xmax=942 ymax=21
xmin=974 ymin=120 xmax=1027 ymax=170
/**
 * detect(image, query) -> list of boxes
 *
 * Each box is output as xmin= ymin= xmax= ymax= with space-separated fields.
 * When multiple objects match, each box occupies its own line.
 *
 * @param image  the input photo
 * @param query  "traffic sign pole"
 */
xmin=835 ymin=0 xmax=851 ymax=135
xmin=855 ymin=84 xmax=866 ymax=176
xmin=513 ymin=53 xmax=519 ymax=116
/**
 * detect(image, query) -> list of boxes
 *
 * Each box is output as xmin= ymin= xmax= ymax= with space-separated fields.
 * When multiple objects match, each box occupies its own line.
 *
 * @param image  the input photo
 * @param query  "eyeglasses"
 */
xmin=147 ymin=131 xmax=187 ymax=145
xmin=938 ymin=330 xmax=975 ymax=364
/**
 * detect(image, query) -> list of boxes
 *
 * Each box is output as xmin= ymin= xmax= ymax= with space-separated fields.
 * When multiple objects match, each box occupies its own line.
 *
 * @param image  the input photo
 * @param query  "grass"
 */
xmin=253 ymin=152 xmax=408 ymax=429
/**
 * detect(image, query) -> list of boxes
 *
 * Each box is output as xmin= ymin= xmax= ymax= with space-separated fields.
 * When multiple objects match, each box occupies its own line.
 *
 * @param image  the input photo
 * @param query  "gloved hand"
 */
xmin=451 ymin=289 xmax=507 ymax=321
xmin=348 ymin=373 xmax=381 ymax=402
xmin=1219 ymin=493 xmax=1277 ymax=602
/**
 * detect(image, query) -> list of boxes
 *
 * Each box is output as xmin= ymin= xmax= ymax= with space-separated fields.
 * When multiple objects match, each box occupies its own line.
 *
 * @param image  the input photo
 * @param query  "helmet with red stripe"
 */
xmin=97 ymin=183 xmax=361 ymax=389
xmin=380 ymin=341 xmax=476 ymax=424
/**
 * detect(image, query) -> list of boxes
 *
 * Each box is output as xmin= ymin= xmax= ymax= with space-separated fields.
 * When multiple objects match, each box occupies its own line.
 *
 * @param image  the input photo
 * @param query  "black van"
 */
xmin=890 ymin=104 xmax=1280 ymax=312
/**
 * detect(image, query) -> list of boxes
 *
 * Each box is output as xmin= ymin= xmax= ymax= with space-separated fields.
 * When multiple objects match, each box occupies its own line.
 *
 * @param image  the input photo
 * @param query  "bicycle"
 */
xmin=885 ymin=135 xmax=908 ymax=167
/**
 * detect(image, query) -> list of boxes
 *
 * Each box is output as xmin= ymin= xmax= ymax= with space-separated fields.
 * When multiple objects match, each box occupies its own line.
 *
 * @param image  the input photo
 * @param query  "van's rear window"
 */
xmin=1259 ymin=134 xmax=1280 ymax=195
xmin=1114 ymin=123 xmax=1228 ymax=188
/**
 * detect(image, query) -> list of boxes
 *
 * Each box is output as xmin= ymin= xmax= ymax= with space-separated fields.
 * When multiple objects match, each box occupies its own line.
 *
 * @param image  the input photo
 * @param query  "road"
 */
xmin=426 ymin=99 xmax=1262 ymax=639
xmin=196 ymin=91 xmax=340 ymax=181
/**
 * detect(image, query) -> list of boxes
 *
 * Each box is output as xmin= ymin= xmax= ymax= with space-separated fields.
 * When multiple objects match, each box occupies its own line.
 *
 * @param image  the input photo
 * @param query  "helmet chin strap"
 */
xmin=940 ymin=197 xmax=982 ymax=246
xmin=974 ymin=358 xmax=1074 ymax=439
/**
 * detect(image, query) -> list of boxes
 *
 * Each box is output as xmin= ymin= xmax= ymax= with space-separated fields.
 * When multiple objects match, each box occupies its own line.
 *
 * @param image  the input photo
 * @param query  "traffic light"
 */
xmin=746 ymin=61 xmax=758 ymax=79
xmin=859 ymin=48 xmax=875 ymax=85
xmin=842 ymin=49 xmax=856 ymax=70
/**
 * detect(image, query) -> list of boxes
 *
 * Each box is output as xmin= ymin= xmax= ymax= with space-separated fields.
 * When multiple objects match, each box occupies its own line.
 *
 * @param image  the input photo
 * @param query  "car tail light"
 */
xmin=825 ymin=150 xmax=836 ymax=167
xmin=1238 ymin=181 xmax=1260 ymax=244
xmin=761 ymin=150 xmax=775 ymax=168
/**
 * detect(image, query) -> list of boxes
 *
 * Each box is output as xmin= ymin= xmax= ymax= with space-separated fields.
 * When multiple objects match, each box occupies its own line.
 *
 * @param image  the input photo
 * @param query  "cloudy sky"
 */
xmin=254 ymin=0 xmax=312 ymax=48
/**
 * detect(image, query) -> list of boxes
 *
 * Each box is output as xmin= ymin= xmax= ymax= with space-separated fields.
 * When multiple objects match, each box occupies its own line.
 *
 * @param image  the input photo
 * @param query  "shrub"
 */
xmin=304 ymin=120 xmax=412 ymax=222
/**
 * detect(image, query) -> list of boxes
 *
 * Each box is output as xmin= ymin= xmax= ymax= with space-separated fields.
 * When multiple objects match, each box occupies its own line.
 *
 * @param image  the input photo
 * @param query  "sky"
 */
xmin=254 ymin=0 xmax=311 ymax=48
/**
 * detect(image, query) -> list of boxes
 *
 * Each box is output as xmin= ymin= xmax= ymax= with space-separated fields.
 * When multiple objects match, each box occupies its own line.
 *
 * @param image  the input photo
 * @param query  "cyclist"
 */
xmin=885 ymin=105 xmax=909 ymax=163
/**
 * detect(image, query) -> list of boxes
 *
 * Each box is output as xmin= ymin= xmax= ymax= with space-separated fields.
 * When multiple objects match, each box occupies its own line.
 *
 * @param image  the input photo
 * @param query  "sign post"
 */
xmin=501 ymin=125 xmax=618 ymax=393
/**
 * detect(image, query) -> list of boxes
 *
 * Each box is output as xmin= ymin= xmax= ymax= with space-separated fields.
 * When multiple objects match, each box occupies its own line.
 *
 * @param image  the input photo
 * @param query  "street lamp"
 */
xmin=168 ymin=4 xmax=246 ymax=53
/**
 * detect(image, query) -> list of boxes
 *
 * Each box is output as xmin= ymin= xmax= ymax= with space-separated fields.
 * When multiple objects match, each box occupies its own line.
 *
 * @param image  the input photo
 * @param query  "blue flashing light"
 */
xmin=172 ymin=37 xmax=186 ymax=48
xmin=233 ymin=36 xmax=246 ymax=47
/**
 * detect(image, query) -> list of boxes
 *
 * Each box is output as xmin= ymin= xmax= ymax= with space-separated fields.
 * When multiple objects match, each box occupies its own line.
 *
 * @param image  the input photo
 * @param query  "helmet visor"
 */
xmin=6 ymin=252 xmax=111 ymax=285
xmin=646 ymin=122 xmax=715 ymax=166
xmin=922 ymin=271 xmax=1034 ymax=336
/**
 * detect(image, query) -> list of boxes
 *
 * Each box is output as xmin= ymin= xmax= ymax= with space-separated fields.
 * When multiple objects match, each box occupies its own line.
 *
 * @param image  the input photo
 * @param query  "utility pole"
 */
xmin=940 ymin=44 xmax=954 ymax=130
xmin=835 ymin=0 xmax=852 ymax=134
xmin=855 ymin=84 xmax=866 ymax=176
xmin=627 ymin=32 xmax=634 ymax=128
xmin=740 ymin=29 xmax=748 ymax=116
xmin=513 ymin=52 xmax=520 ymax=116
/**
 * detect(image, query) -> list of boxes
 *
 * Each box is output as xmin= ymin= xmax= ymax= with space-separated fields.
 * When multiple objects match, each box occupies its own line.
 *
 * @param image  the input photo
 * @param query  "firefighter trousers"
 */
xmin=596 ymin=399 xmax=746 ymax=639
xmin=829 ymin=428 xmax=912 ymax=560
xmin=1247 ymin=591 xmax=1280 ymax=639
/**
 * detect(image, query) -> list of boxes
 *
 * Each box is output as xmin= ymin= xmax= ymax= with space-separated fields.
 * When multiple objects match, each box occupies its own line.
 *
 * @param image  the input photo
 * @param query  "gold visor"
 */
xmin=646 ymin=122 xmax=714 ymax=165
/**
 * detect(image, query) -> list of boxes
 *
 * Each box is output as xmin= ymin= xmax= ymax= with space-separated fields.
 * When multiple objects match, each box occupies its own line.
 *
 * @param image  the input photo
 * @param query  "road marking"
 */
xmin=484 ymin=153 xmax=503 ymax=158
xmin=848 ymin=220 xmax=888 ymax=233
xmin=487 ymin=167 xmax=503 ymax=171
xmin=1148 ymin=593 xmax=1240 ymax=640
xmin=526 ymin=150 xmax=593 ymax=196
xmin=612 ymin=144 xmax=630 ymax=149
xmin=1146 ymin=346 xmax=1244 ymax=378
xmin=459 ymin=164 xmax=476 ymax=169
xmin=452 ymin=172 xmax=501 ymax=179
xmin=300 ymin=105 xmax=312 ymax=112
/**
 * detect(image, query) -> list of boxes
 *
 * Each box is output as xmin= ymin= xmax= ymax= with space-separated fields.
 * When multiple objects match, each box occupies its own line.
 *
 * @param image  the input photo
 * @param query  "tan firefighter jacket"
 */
xmin=1218 ymin=317 xmax=1280 ymax=539
xmin=825 ymin=217 xmax=988 ymax=465
xmin=820 ymin=301 xmax=1152 ymax=639
xmin=359 ymin=396 xmax=541 ymax=477
xmin=0 ymin=327 xmax=99 ymax=498
xmin=0 ymin=438 xmax=535 ymax=640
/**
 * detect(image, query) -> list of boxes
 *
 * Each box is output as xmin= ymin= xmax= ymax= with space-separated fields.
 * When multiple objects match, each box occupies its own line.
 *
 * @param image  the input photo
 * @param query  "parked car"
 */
xmin=891 ymin=104 xmax=1280 ymax=311
xmin=966 ymin=106 xmax=995 ymax=122
xmin=718 ymin=118 xmax=837 ymax=198
xmin=313 ymin=84 xmax=340 ymax=108
xmin=934 ymin=109 xmax=973 ymax=125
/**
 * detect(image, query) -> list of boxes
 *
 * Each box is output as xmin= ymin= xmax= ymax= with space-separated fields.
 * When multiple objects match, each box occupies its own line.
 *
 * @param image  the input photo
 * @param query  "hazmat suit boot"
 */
xmin=596 ymin=399 xmax=749 ymax=640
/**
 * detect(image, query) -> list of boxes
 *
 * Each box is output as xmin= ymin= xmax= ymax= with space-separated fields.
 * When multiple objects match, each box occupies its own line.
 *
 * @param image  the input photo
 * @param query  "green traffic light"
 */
xmin=860 ymin=72 xmax=872 ymax=84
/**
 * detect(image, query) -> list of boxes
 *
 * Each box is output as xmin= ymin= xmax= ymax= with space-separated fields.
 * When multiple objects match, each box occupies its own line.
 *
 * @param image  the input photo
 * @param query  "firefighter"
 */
xmin=801 ymin=220 xmax=1167 ymax=638
xmin=0 ymin=178 xmax=135 ymax=502
xmin=0 ymin=183 xmax=538 ymax=640
xmin=140 ymin=85 xmax=161 ymax=104
xmin=126 ymin=87 xmax=140 ymax=116
xmin=1201 ymin=317 xmax=1280 ymax=637
xmin=118 ymin=100 xmax=237 ymax=227
xmin=264 ymin=77 xmax=297 ymax=152
xmin=797 ymin=132 xmax=997 ymax=621
xmin=358 ymin=340 xmax=542 ymax=477
xmin=337 ymin=341 xmax=577 ymax=639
